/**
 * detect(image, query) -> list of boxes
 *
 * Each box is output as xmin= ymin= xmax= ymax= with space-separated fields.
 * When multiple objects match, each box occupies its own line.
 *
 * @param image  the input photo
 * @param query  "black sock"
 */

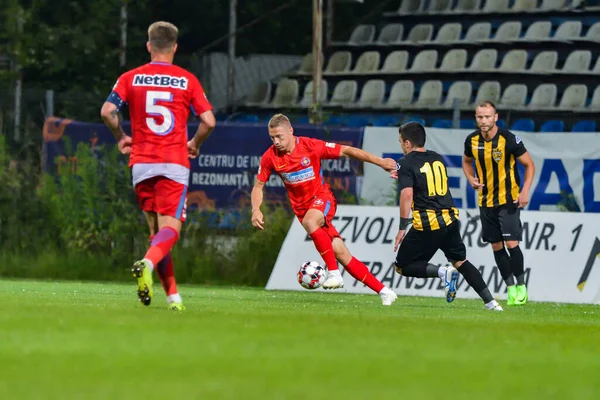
xmin=458 ymin=260 xmax=494 ymax=303
xmin=396 ymin=262 xmax=436 ymax=278
xmin=508 ymin=246 xmax=525 ymax=284
xmin=425 ymin=263 xmax=440 ymax=278
xmin=493 ymin=248 xmax=515 ymax=286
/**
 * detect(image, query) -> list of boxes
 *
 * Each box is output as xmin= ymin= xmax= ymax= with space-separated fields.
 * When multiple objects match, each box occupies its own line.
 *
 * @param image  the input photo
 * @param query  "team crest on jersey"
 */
xmin=492 ymin=148 xmax=503 ymax=163
xmin=301 ymin=156 xmax=311 ymax=167
xmin=313 ymin=198 xmax=324 ymax=206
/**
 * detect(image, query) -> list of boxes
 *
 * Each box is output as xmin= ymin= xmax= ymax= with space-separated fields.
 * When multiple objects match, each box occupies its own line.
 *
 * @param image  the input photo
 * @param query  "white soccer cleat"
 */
xmin=379 ymin=287 xmax=398 ymax=306
xmin=485 ymin=300 xmax=503 ymax=311
xmin=322 ymin=269 xmax=344 ymax=290
xmin=444 ymin=266 xmax=459 ymax=303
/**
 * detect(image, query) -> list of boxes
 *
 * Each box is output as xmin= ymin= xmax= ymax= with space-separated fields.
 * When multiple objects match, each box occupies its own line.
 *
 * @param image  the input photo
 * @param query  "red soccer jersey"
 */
xmin=257 ymin=136 xmax=343 ymax=212
xmin=111 ymin=62 xmax=212 ymax=168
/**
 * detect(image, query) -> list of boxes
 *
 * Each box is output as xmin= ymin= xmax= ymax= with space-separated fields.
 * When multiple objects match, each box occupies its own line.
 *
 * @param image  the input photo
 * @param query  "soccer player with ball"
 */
xmin=251 ymin=114 xmax=399 ymax=306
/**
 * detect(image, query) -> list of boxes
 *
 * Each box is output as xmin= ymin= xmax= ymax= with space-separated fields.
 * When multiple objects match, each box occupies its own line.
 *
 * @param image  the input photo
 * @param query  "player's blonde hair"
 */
xmin=148 ymin=21 xmax=178 ymax=52
xmin=268 ymin=113 xmax=291 ymax=129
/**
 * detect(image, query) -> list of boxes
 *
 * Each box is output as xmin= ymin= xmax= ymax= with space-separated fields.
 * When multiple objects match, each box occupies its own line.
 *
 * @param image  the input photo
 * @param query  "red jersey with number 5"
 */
xmin=111 ymin=62 xmax=212 ymax=168
xmin=256 ymin=137 xmax=342 ymax=212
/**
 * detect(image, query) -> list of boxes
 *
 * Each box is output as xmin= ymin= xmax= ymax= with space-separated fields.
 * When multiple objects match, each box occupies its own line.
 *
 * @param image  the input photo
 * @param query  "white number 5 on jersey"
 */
xmin=146 ymin=91 xmax=174 ymax=135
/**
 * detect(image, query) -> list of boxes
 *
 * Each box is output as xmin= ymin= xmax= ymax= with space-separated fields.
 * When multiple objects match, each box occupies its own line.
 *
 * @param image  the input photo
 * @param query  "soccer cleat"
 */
xmin=168 ymin=302 xmax=186 ymax=311
xmin=322 ymin=269 xmax=344 ymax=290
xmin=132 ymin=260 xmax=153 ymax=306
xmin=444 ymin=266 xmax=459 ymax=303
xmin=485 ymin=300 xmax=503 ymax=311
xmin=506 ymin=285 xmax=518 ymax=306
xmin=379 ymin=287 xmax=398 ymax=306
xmin=514 ymin=284 xmax=528 ymax=305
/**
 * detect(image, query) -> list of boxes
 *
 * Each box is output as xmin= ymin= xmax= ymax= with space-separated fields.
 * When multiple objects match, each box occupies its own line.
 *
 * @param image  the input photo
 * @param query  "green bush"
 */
xmin=0 ymin=138 xmax=293 ymax=286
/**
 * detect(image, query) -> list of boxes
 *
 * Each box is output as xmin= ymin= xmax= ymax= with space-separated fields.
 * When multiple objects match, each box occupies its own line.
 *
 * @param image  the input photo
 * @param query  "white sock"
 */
xmin=328 ymin=269 xmax=342 ymax=277
xmin=438 ymin=267 xmax=445 ymax=280
xmin=142 ymin=258 xmax=155 ymax=273
xmin=485 ymin=300 xmax=498 ymax=309
xmin=167 ymin=293 xmax=182 ymax=303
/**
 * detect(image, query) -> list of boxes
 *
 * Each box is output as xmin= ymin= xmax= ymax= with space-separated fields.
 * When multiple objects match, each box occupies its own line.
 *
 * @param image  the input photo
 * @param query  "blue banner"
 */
xmin=43 ymin=118 xmax=364 ymax=210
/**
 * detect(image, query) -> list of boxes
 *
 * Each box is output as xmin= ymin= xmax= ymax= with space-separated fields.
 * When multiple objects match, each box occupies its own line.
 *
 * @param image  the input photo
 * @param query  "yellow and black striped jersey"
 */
xmin=464 ymin=128 xmax=527 ymax=208
xmin=397 ymin=150 xmax=459 ymax=232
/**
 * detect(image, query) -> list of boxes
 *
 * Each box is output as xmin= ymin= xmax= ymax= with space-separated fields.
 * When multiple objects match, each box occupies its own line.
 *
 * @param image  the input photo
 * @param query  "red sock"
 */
xmin=144 ymin=227 xmax=179 ymax=266
xmin=345 ymin=257 xmax=384 ymax=293
xmin=156 ymin=252 xmax=178 ymax=296
xmin=309 ymin=228 xmax=339 ymax=271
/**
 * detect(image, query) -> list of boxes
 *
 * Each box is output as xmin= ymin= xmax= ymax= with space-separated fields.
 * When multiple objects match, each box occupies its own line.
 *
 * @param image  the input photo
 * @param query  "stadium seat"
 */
xmin=245 ymin=81 xmax=271 ymax=106
xmin=491 ymin=21 xmax=522 ymax=41
xmin=557 ymin=84 xmax=588 ymax=110
xmin=591 ymin=56 xmax=600 ymax=74
xmin=438 ymin=49 xmax=468 ymax=71
xmin=352 ymin=51 xmax=380 ymax=74
xmin=553 ymin=21 xmax=582 ymax=40
xmin=561 ymin=50 xmax=592 ymax=73
xmin=432 ymin=23 xmax=462 ymax=43
xmin=427 ymin=0 xmax=453 ymax=13
xmin=519 ymin=21 xmax=552 ymax=41
xmin=408 ymin=50 xmax=438 ymax=72
xmin=297 ymin=80 xmax=328 ymax=108
xmin=406 ymin=24 xmax=434 ymax=42
xmin=396 ymin=0 xmax=423 ymax=14
xmin=511 ymin=119 xmax=535 ymax=132
xmin=270 ymin=79 xmax=299 ymax=107
xmin=498 ymin=84 xmax=528 ymax=108
xmin=453 ymin=0 xmax=482 ymax=13
xmin=379 ymin=50 xmax=409 ymax=73
xmin=460 ymin=119 xmax=477 ymax=129
xmin=386 ymin=80 xmax=415 ymax=108
xmin=464 ymin=22 xmax=491 ymax=42
xmin=571 ymin=120 xmax=597 ymax=132
xmin=297 ymin=53 xmax=315 ymax=75
xmin=356 ymin=80 xmax=385 ymax=108
xmin=541 ymin=0 xmax=569 ymax=11
xmin=348 ymin=25 xmax=376 ymax=45
xmin=405 ymin=80 xmax=443 ymax=109
xmin=482 ymin=0 xmax=510 ymax=12
xmin=498 ymin=49 xmax=528 ymax=72
xmin=529 ymin=51 xmax=558 ymax=73
xmin=527 ymin=83 xmax=557 ymax=110
xmin=328 ymin=80 xmax=358 ymax=106
xmin=584 ymin=22 xmax=600 ymax=41
xmin=469 ymin=49 xmax=498 ymax=70
xmin=511 ymin=0 xmax=538 ymax=12
xmin=377 ymin=24 xmax=404 ymax=44
xmin=432 ymin=119 xmax=453 ymax=128
xmin=587 ymin=86 xmax=600 ymax=111
xmin=472 ymin=81 xmax=501 ymax=106
xmin=540 ymin=120 xmax=565 ymax=132
xmin=438 ymin=81 xmax=472 ymax=109
xmin=324 ymin=51 xmax=352 ymax=74
xmin=373 ymin=115 xmax=401 ymax=127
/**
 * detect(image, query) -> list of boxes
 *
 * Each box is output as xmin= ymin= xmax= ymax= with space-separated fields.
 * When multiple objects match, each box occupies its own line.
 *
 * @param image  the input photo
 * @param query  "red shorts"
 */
xmin=135 ymin=176 xmax=188 ymax=222
xmin=296 ymin=192 xmax=340 ymax=239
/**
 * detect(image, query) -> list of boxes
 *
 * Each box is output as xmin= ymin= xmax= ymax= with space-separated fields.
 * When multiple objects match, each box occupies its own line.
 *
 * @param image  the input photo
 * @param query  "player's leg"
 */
xmin=443 ymin=223 xmax=502 ymax=311
xmin=499 ymin=204 xmax=527 ymax=305
xmin=332 ymin=237 xmax=397 ymax=305
xmin=132 ymin=179 xmax=158 ymax=306
xmin=481 ymin=206 xmax=517 ymax=305
xmin=300 ymin=197 xmax=342 ymax=288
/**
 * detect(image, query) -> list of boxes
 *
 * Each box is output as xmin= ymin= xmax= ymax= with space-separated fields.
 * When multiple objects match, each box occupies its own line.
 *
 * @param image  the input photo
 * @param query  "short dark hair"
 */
xmin=399 ymin=122 xmax=426 ymax=147
xmin=476 ymin=101 xmax=497 ymax=113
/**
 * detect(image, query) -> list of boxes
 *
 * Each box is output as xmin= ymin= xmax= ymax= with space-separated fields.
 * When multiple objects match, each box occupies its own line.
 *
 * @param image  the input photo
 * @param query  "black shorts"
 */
xmin=395 ymin=221 xmax=467 ymax=267
xmin=479 ymin=203 xmax=523 ymax=243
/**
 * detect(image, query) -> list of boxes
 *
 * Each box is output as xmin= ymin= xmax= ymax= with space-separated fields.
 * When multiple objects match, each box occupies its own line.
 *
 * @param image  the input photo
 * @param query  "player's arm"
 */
xmin=251 ymin=180 xmax=266 ymax=230
xmin=462 ymin=139 xmax=483 ymax=190
xmin=339 ymin=145 xmax=396 ymax=171
xmin=188 ymin=110 xmax=216 ymax=158
xmin=101 ymin=77 xmax=131 ymax=154
xmin=516 ymin=151 xmax=535 ymax=208
xmin=394 ymin=161 xmax=414 ymax=252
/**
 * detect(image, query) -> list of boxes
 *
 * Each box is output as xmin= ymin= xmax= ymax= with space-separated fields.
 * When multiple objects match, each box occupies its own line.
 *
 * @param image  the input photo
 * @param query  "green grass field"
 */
xmin=0 ymin=280 xmax=599 ymax=399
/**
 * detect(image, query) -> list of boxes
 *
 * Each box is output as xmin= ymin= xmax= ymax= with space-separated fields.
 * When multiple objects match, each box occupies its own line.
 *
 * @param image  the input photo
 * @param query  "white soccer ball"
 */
xmin=297 ymin=261 xmax=326 ymax=290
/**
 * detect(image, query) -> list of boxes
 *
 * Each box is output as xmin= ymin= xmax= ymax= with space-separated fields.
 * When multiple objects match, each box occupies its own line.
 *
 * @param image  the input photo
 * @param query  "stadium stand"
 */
xmin=240 ymin=0 xmax=599 ymax=132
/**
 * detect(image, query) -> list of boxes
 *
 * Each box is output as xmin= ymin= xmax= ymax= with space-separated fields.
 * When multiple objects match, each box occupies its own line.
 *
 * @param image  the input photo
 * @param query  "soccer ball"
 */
xmin=297 ymin=261 xmax=326 ymax=290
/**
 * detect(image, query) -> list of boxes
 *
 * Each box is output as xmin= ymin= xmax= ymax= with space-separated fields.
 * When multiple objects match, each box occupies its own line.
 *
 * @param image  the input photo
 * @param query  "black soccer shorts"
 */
xmin=479 ymin=203 xmax=523 ymax=243
xmin=395 ymin=221 xmax=467 ymax=267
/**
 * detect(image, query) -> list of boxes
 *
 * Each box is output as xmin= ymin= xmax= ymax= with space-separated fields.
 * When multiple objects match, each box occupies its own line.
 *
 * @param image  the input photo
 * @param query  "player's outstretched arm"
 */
xmin=100 ymin=102 xmax=131 ymax=154
xmin=251 ymin=180 xmax=266 ymax=230
xmin=339 ymin=145 xmax=396 ymax=171
xmin=187 ymin=110 xmax=217 ymax=158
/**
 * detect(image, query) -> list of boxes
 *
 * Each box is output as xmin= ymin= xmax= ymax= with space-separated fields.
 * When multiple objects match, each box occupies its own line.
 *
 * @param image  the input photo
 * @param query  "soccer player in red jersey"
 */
xmin=100 ymin=22 xmax=216 ymax=310
xmin=251 ymin=114 xmax=399 ymax=305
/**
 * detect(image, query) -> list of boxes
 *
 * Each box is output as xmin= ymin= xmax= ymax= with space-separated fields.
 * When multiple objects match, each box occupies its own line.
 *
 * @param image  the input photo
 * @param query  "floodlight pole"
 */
xmin=311 ymin=0 xmax=323 ymax=123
